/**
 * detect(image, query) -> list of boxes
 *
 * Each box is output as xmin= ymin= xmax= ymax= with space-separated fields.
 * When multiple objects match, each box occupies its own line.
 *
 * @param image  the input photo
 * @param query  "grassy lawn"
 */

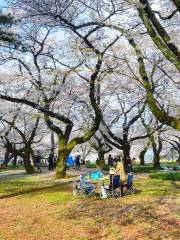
xmin=0 ymin=169 xmax=180 ymax=240
xmin=149 ymin=172 xmax=180 ymax=181
xmin=133 ymin=161 xmax=178 ymax=173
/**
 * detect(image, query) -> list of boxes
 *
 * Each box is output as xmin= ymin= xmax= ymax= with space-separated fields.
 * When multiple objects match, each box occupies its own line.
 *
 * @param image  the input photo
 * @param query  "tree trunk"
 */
xmin=153 ymin=149 xmax=160 ymax=168
xmin=177 ymin=149 xmax=180 ymax=164
xmin=30 ymin=149 xmax=36 ymax=165
xmin=51 ymin=131 xmax=55 ymax=158
xmin=139 ymin=142 xmax=150 ymax=165
xmin=139 ymin=150 xmax=146 ymax=165
xmin=151 ymin=135 xmax=162 ymax=169
xmin=23 ymin=148 xmax=35 ymax=174
xmin=122 ymin=145 xmax=131 ymax=172
xmin=3 ymin=149 xmax=13 ymax=166
xmin=56 ymin=136 xmax=71 ymax=179
xmin=13 ymin=154 xmax=17 ymax=166
xmin=97 ymin=150 xmax=105 ymax=167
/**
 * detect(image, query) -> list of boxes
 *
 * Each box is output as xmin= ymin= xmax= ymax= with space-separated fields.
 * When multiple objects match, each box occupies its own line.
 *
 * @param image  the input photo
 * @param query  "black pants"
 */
xmin=49 ymin=163 xmax=54 ymax=171
xmin=75 ymin=164 xmax=80 ymax=170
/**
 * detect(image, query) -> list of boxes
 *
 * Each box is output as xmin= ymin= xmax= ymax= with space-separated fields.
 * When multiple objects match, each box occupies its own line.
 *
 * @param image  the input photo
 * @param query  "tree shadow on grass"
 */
xmin=0 ymin=171 xmax=34 ymax=181
xmin=0 ymin=181 xmax=72 ymax=199
xmin=171 ymin=180 xmax=180 ymax=189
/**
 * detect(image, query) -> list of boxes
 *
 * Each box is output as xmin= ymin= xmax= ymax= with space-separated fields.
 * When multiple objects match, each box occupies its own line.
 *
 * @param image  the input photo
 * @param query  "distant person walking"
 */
xmin=48 ymin=154 xmax=54 ymax=171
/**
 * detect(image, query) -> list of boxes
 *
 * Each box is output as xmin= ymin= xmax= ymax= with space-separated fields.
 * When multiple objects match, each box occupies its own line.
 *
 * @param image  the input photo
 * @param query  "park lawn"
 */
xmin=133 ymin=161 xmax=178 ymax=173
xmin=149 ymin=172 xmax=180 ymax=181
xmin=0 ymin=171 xmax=180 ymax=240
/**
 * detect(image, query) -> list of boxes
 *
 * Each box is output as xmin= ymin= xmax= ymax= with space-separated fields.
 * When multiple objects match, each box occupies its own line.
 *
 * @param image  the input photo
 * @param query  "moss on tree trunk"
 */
xmin=55 ymin=136 xmax=72 ymax=179
xmin=23 ymin=147 xmax=35 ymax=174
xmin=153 ymin=152 xmax=160 ymax=168
xmin=23 ymin=151 xmax=35 ymax=174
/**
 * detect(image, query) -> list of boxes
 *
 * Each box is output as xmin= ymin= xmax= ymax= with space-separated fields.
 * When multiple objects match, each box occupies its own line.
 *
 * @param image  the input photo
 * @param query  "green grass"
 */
xmin=0 ymin=169 xmax=180 ymax=240
xmin=100 ymin=161 xmax=179 ymax=174
xmin=149 ymin=172 xmax=180 ymax=181
xmin=133 ymin=161 xmax=179 ymax=173
xmin=133 ymin=165 xmax=158 ymax=173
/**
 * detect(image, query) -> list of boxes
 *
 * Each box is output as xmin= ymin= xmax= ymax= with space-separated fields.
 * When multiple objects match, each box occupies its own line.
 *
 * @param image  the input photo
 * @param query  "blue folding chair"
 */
xmin=73 ymin=175 xmax=95 ymax=197
xmin=124 ymin=173 xmax=134 ymax=195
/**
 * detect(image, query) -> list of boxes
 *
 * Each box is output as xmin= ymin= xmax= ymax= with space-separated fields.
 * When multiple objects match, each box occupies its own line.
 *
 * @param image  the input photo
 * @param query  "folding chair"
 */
xmin=123 ymin=173 xmax=134 ymax=195
xmin=100 ymin=175 xmax=121 ymax=199
xmin=73 ymin=175 xmax=95 ymax=197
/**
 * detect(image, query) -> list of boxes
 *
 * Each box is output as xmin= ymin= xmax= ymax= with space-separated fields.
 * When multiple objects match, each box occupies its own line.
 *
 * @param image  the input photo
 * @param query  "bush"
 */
xmin=101 ymin=165 xmax=110 ymax=171
xmin=149 ymin=172 xmax=180 ymax=181
xmin=86 ymin=163 xmax=96 ymax=168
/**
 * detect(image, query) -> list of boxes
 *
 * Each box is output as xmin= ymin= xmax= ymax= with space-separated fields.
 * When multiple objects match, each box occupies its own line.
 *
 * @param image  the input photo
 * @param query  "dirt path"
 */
xmin=0 ymin=167 xmax=149 ymax=182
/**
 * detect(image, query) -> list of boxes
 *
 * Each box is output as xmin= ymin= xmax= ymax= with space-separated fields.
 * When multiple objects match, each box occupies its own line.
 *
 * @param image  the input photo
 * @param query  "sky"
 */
xmin=0 ymin=0 xmax=7 ymax=14
xmin=0 ymin=0 xmax=6 ymax=7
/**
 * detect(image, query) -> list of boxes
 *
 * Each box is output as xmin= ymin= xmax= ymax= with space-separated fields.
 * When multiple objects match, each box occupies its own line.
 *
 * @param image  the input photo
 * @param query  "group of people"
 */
xmin=48 ymin=154 xmax=57 ymax=171
xmin=107 ymin=154 xmax=134 ymax=194
xmin=35 ymin=154 xmax=57 ymax=173
xmin=108 ymin=154 xmax=134 ymax=173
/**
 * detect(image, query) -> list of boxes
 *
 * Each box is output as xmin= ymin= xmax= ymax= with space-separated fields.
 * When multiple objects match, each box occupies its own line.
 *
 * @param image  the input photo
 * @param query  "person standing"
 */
xmin=108 ymin=154 xmax=114 ymax=167
xmin=114 ymin=156 xmax=126 ymax=195
xmin=48 ymin=154 xmax=54 ymax=171
xmin=54 ymin=155 xmax=57 ymax=168
xmin=35 ymin=155 xmax=41 ymax=173
xmin=75 ymin=153 xmax=81 ymax=170
xmin=127 ymin=156 xmax=132 ymax=172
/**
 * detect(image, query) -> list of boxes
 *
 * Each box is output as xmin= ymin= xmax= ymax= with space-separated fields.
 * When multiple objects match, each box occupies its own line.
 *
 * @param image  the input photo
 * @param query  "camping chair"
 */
xmin=100 ymin=175 xmax=121 ymax=199
xmin=123 ymin=173 xmax=134 ymax=195
xmin=73 ymin=175 xmax=95 ymax=197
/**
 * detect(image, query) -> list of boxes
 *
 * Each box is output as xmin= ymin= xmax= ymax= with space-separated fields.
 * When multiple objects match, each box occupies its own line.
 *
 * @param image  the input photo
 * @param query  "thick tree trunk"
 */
xmin=139 ymin=150 xmax=146 ymax=165
xmin=30 ymin=149 xmax=36 ymax=165
xmin=51 ymin=131 xmax=55 ymax=158
xmin=13 ymin=154 xmax=17 ymax=166
xmin=3 ymin=149 xmax=13 ymax=166
xmin=97 ymin=150 xmax=105 ymax=167
xmin=23 ymin=148 xmax=35 ymax=174
xmin=150 ymin=135 xmax=162 ymax=169
xmin=122 ymin=145 xmax=131 ymax=172
xmin=139 ymin=142 xmax=150 ymax=165
xmin=153 ymin=150 xmax=160 ymax=168
xmin=56 ymin=136 xmax=71 ymax=179
xmin=177 ymin=150 xmax=180 ymax=164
